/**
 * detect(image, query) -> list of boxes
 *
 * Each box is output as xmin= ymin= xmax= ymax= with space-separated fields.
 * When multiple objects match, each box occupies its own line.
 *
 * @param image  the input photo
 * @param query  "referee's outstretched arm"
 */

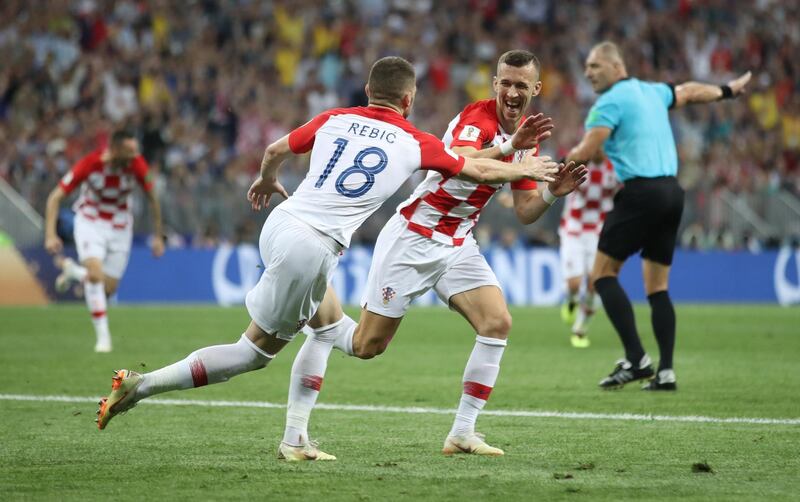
xmin=673 ymin=71 xmax=752 ymax=108
xmin=566 ymin=71 xmax=752 ymax=165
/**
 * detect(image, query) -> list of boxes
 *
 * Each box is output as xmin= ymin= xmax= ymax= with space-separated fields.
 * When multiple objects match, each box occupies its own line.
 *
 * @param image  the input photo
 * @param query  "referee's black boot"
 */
xmin=598 ymin=355 xmax=654 ymax=389
xmin=642 ymin=369 xmax=677 ymax=391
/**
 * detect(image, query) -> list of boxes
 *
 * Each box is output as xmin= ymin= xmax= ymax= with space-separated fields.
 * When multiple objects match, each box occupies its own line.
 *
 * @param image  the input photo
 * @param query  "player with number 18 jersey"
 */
xmin=94 ymin=57 xmax=556 ymax=455
xmin=246 ymin=105 xmax=466 ymax=337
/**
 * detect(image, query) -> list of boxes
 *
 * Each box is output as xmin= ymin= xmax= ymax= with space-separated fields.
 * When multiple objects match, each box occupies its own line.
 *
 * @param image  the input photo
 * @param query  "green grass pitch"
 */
xmin=1 ymin=304 xmax=799 ymax=500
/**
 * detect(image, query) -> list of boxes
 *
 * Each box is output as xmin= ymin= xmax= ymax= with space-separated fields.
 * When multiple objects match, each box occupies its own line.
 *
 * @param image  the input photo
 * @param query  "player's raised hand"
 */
xmin=521 ymin=152 xmax=559 ymax=182
xmin=44 ymin=233 xmax=63 ymax=255
xmin=511 ymin=113 xmax=554 ymax=150
xmin=247 ymin=176 xmax=289 ymax=211
xmin=151 ymin=235 xmax=165 ymax=258
xmin=727 ymin=71 xmax=752 ymax=97
xmin=548 ymin=161 xmax=589 ymax=197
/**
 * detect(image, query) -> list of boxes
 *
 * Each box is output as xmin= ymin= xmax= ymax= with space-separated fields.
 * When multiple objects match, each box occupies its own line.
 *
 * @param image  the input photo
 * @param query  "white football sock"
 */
xmin=332 ymin=315 xmax=357 ymax=356
xmin=573 ymin=291 xmax=599 ymax=334
xmin=66 ymin=259 xmax=88 ymax=282
xmin=449 ymin=335 xmax=506 ymax=437
xmin=566 ymin=290 xmax=578 ymax=307
xmin=84 ymin=280 xmax=110 ymax=349
xmin=283 ymin=316 xmax=355 ymax=446
xmin=135 ymin=335 xmax=273 ymax=400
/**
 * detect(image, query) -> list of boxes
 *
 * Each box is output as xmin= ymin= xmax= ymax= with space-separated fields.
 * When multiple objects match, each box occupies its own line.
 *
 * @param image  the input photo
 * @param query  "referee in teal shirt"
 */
xmin=567 ymin=41 xmax=751 ymax=391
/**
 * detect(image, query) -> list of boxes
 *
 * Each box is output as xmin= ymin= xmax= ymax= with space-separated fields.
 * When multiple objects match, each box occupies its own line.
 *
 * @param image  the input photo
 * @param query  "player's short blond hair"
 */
xmin=367 ymin=56 xmax=416 ymax=104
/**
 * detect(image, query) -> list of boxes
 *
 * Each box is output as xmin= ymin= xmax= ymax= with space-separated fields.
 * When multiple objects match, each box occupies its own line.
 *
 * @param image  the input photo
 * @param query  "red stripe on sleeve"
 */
xmin=288 ymin=111 xmax=337 ymax=153
xmin=415 ymin=133 xmax=465 ymax=178
xmin=510 ymin=178 xmax=537 ymax=190
xmin=131 ymin=156 xmax=153 ymax=192
xmin=60 ymin=151 xmax=101 ymax=194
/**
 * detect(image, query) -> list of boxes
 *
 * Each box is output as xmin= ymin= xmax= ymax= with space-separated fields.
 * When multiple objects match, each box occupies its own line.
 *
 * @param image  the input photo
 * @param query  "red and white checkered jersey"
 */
xmin=396 ymin=99 xmax=538 ymax=246
xmin=559 ymin=159 xmax=617 ymax=236
xmin=59 ymin=149 xmax=153 ymax=229
xmin=278 ymin=106 xmax=465 ymax=247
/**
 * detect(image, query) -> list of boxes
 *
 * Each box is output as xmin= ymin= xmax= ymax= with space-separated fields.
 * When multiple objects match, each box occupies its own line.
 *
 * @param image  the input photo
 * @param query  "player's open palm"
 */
xmin=511 ymin=113 xmax=554 ymax=150
xmin=521 ymin=152 xmax=559 ymax=182
xmin=548 ymin=161 xmax=589 ymax=197
xmin=247 ymin=176 xmax=289 ymax=211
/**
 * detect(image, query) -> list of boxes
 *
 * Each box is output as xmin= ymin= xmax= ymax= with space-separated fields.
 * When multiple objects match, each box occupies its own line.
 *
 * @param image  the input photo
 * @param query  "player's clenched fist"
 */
xmin=44 ymin=233 xmax=63 ymax=255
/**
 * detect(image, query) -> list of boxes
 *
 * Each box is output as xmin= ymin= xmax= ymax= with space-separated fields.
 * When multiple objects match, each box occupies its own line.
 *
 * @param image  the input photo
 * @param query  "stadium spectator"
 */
xmin=1 ymin=1 xmax=797 ymax=247
xmin=566 ymin=41 xmax=752 ymax=391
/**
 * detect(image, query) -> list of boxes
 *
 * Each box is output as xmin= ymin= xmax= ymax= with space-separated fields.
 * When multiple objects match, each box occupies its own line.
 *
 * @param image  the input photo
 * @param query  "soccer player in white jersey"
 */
xmin=94 ymin=57 xmax=562 ymax=460
xmin=558 ymin=157 xmax=617 ymax=348
xmin=280 ymin=50 xmax=588 ymax=458
xmin=44 ymin=130 xmax=165 ymax=353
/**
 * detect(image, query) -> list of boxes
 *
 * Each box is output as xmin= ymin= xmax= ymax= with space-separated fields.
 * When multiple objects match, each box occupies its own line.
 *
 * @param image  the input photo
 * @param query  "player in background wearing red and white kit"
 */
xmin=93 ymin=57 xmax=561 ymax=460
xmin=559 ymin=156 xmax=616 ymax=348
xmin=44 ymin=130 xmax=165 ymax=353
xmin=281 ymin=50 xmax=587 ymax=458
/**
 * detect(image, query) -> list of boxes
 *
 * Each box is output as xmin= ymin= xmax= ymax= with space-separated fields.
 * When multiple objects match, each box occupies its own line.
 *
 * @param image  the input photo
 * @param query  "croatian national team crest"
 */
xmin=381 ymin=287 xmax=396 ymax=305
xmin=295 ymin=318 xmax=308 ymax=332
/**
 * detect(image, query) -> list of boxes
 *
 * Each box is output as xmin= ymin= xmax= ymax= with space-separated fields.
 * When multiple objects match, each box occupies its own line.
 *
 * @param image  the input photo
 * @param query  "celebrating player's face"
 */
xmin=493 ymin=63 xmax=540 ymax=129
xmin=110 ymin=139 xmax=139 ymax=168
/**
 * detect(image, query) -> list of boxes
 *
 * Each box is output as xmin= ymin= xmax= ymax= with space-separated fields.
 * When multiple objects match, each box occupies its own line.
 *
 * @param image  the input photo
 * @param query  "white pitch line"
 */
xmin=1 ymin=393 xmax=798 ymax=426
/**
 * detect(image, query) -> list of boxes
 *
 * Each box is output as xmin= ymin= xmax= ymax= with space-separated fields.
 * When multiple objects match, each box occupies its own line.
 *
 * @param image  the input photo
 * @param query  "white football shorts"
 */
xmin=73 ymin=213 xmax=133 ymax=279
xmin=362 ymin=213 xmax=500 ymax=318
xmin=559 ymin=230 xmax=599 ymax=280
xmin=246 ymin=208 xmax=342 ymax=340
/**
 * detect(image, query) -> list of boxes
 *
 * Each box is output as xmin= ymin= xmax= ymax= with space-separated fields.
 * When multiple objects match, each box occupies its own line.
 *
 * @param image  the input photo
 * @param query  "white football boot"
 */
xmin=442 ymin=432 xmax=504 ymax=456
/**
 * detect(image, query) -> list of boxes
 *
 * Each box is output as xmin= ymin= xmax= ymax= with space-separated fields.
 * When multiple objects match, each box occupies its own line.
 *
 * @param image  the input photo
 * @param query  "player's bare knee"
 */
xmin=86 ymin=271 xmax=104 ymax=284
xmin=567 ymin=277 xmax=582 ymax=294
xmin=591 ymin=272 xmax=614 ymax=289
xmin=479 ymin=312 xmax=512 ymax=340
xmin=645 ymin=283 xmax=669 ymax=296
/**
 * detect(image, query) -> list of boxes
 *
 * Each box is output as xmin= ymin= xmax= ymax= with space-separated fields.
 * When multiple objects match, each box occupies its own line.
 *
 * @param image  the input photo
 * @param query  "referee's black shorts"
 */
xmin=598 ymin=176 xmax=684 ymax=266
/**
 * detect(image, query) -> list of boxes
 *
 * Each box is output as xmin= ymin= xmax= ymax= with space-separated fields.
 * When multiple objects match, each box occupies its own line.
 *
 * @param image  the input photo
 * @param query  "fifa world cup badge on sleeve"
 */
xmin=458 ymin=125 xmax=481 ymax=142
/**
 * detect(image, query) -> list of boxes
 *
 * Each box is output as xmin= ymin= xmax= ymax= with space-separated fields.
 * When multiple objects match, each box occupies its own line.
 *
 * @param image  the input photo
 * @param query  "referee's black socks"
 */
xmin=594 ymin=277 xmax=646 ymax=365
xmin=648 ymin=290 xmax=675 ymax=371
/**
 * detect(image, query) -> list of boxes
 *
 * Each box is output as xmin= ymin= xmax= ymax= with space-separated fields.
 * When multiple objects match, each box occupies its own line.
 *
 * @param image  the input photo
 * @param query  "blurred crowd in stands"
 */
xmin=2 ymin=0 xmax=798 ymax=249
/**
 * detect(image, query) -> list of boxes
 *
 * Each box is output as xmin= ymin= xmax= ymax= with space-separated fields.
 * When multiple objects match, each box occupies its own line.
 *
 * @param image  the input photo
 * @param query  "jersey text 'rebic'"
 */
xmin=347 ymin=122 xmax=396 ymax=143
